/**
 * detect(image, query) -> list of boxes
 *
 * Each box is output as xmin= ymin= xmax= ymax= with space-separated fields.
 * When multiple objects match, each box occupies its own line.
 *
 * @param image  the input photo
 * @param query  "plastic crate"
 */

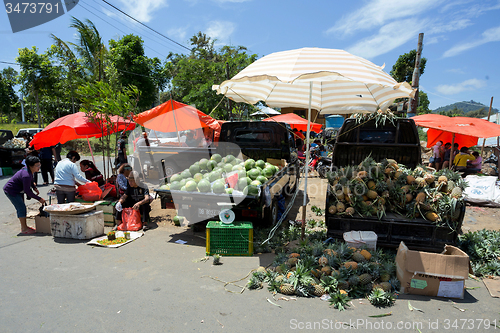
xmin=206 ymin=221 xmax=253 ymax=256
xmin=1 ymin=167 xmax=13 ymax=176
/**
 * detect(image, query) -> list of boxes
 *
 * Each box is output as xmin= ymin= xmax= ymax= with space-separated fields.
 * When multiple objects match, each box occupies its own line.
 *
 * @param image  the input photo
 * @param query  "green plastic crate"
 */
xmin=206 ymin=221 xmax=253 ymax=256
xmin=1 ymin=167 xmax=13 ymax=176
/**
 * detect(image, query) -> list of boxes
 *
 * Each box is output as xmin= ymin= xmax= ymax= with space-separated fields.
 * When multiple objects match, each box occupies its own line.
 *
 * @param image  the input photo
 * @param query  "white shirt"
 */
xmin=54 ymin=158 xmax=89 ymax=186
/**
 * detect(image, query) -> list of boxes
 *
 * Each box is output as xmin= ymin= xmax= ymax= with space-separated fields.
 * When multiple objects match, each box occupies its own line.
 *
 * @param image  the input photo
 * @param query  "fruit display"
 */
xmin=326 ymin=157 xmax=467 ymax=231
xmin=157 ymin=154 xmax=279 ymax=195
xmin=97 ymin=237 xmax=127 ymax=246
xmin=2 ymin=138 xmax=26 ymax=149
xmin=246 ymin=240 xmax=400 ymax=311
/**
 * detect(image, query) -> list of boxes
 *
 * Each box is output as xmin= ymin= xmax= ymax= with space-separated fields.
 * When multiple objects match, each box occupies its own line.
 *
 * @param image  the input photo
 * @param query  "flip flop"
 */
xmin=21 ymin=227 xmax=36 ymax=235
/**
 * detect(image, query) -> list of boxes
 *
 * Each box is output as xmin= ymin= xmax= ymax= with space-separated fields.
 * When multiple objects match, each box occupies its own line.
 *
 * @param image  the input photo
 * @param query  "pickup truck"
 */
xmin=155 ymin=121 xmax=300 ymax=227
xmin=325 ymin=118 xmax=465 ymax=252
xmin=0 ymin=130 xmax=26 ymax=167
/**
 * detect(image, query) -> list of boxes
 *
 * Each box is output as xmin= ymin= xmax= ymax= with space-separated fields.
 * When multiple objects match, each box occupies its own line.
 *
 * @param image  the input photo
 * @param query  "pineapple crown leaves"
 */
xmin=368 ymin=288 xmax=396 ymax=308
xmin=246 ymin=275 xmax=263 ymax=290
xmin=263 ymin=270 xmax=278 ymax=284
xmin=329 ymin=290 xmax=352 ymax=311
xmin=252 ymin=271 xmax=266 ymax=282
xmin=320 ymin=276 xmax=339 ymax=294
xmin=295 ymin=283 xmax=315 ymax=298
xmin=288 ymin=260 xmax=315 ymax=289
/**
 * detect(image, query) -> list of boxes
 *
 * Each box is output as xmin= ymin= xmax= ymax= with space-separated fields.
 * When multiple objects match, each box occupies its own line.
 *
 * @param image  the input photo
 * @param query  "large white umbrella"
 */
xmin=212 ymin=47 xmax=414 ymax=236
xmin=249 ymin=106 xmax=281 ymax=116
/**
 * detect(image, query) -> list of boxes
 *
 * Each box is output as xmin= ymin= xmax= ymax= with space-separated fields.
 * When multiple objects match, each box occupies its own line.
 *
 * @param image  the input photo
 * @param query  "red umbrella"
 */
xmin=30 ymin=112 xmax=136 ymax=150
xmin=262 ymin=113 xmax=322 ymax=132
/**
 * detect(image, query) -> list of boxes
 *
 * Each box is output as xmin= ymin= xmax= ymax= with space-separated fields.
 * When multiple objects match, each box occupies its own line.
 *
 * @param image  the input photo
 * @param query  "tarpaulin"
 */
xmin=412 ymin=114 xmax=500 ymax=148
xmin=262 ymin=113 xmax=322 ymax=132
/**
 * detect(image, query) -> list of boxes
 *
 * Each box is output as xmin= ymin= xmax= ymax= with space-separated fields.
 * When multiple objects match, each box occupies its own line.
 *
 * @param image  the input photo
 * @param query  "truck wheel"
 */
xmin=264 ymin=199 xmax=278 ymax=227
xmin=317 ymin=164 xmax=328 ymax=178
xmin=161 ymin=162 xmax=178 ymax=179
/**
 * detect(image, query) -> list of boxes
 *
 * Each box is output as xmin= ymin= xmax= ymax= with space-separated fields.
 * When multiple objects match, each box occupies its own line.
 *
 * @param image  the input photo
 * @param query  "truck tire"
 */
xmin=161 ymin=162 xmax=178 ymax=179
xmin=264 ymin=199 xmax=278 ymax=227
xmin=317 ymin=164 xmax=328 ymax=179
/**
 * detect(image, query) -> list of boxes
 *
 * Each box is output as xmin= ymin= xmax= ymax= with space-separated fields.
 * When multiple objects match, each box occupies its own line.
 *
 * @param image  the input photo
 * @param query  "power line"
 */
xmin=86 ymin=0 xmax=185 ymax=55
xmin=100 ymin=0 xmax=191 ymax=52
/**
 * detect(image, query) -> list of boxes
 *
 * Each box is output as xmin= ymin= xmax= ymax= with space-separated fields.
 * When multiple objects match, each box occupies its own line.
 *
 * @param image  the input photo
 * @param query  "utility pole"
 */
xmin=226 ymin=62 xmax=233 ymax=121
xmin=480 ymin=97 xmax=494 ymax=160
xmin=408 ymin=33 xmax=424 ymax=117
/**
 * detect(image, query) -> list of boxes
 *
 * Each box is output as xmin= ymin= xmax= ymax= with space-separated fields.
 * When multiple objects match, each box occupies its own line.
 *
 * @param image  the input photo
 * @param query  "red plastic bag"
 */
xmin=104 ymin=182 xmax=117 ymax=198
xmin=78 ymin=182 xmax=102 ymax=201
xmin=117 ymin=208 xmax=142 ymax=231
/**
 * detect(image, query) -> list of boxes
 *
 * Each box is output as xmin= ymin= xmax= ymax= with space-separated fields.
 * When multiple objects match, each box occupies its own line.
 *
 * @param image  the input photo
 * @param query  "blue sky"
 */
xmin=2 ymin=0 xmax=500 ymax=112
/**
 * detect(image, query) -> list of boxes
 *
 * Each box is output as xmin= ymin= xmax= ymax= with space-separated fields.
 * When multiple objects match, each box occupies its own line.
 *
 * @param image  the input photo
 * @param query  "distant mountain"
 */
xmin=433 ymin=100 xmax=498 ymax=118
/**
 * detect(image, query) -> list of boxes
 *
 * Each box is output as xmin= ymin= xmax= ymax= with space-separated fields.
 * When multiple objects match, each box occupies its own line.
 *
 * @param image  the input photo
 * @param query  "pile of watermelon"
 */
xmin=157 ymin=154 xmax=279 ymax=195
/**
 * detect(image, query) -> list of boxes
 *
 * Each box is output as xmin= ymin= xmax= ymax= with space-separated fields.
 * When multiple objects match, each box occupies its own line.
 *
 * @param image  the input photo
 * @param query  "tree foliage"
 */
xmin=390 ymin=49 xmax=427 ymax=84
xmin=416 ymin=91 xmax=430 ymax=114
xmin=165 ymin=32 xmax=258 ymax=119
xmin=0 ymin=67 xmax=18 ymax=118
xmin=108 ymin=34 xmax=156 ymax=110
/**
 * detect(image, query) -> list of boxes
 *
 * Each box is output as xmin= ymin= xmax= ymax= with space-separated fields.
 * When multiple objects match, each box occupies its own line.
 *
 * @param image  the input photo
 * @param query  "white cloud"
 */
xmin=117 ymin=0 xmax=169 ymax=23
xmin=326 ymin=0 xmax=443 ymax=36
xmin=428 ymin=18 xmax=472 ymax=34
xmin=446 ymin=68 xmax=465 ymax=74
xmin=167 ymin=27 xmax=189 ymax=42
xmin=346 ymin=19 xmax=425 ymax=59
xmin=443 ymin=25 xmax=500 ymax=57
xmin=205 ymin=21 xmax=235 ymax=44
xmin=435 ymin=78 xmax=486 ymax=95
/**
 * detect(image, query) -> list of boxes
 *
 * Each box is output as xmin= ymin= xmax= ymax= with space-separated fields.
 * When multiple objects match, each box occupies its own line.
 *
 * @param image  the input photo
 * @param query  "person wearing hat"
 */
xmin=114 ymin=171 xmax=152 ymax=231
xmin=115 ymin=132 xmax=128 ymax=168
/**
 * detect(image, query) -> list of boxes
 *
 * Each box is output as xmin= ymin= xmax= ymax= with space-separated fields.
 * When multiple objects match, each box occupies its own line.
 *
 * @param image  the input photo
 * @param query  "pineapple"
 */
xmin=287 ymin=257 xmax=298 ymax=267
xmin=358 ymin=273 xmax=372 ymax=285
xmin=275 ymin=275 xmax=284 ymax=283
xmin=318 ymin=256 xmax=328 ymax=267
xmin=345 ymin=206 xmax=355 ymax=216
xmin=257 ymin=266 xmax=267 ymax=274
xmin=213 ymin=254 xmax=221 ymax=265
xmin=337 ymin=280 xmax=349 ymax=290
xmin=379 ymin=282 xmax=392 ymax=292
xmin=368 ymin=288 xmax=395 ymax=307
xmin=352 ymin=252 xmax=366 ymax=263
xmin=360 ymin=249 xmax=372 ymax=261
xmin=344 ymin=261 xmax=358 ymax=270
xmin=329 ymin=290 xmax=351 ymax=311
xmin=336 ymin=202 xmax=346 ymax=213
xmin=311 ymin=268 xmax=322 ymax=279
xmin=323 ymin=248 xmax=336 ymax=257
xmin=247 ymin=276 xmax=263 ymax=290
xmin=313 ymin=284 xmax=326 ymax=297
xmin=321 ymin=266 xmax=332 ymax=276
xmin=367 ymin=180 xmax=376 ymax=190
xmin=279 ymin=283 xmax=295 ymax=295
xmin=289 ymin=253 xmax=300 ymax=259
xmin=295 ymin=284 xmax=315 ymax=297
xmin=348 ymin=275 xmax=360 ymax=287
xmin=451 ymin=187 xmax=463 ymax=198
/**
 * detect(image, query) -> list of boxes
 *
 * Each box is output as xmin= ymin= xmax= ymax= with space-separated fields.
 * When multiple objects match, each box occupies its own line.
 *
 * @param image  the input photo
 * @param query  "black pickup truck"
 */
xmin=155 ymin=121 xmax=300 ymax=227
xmin=0 ymin=130 xmax=26 ymax=167
xmin=325 ymin=118 xmax=465 ymax=252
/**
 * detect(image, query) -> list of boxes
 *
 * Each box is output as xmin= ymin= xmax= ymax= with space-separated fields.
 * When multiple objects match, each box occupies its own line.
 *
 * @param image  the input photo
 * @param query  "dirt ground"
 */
xmin=149 ymin=175 xmax=500 ymax=234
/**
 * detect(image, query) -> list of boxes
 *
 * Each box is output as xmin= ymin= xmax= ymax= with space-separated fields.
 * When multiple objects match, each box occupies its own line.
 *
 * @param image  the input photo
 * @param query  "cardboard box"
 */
xmin=50 ymin=210 xmax=104 ymax=239
xmin=35 ymin=215 xmax=52 ymax=234
xmin=396 ymin=241 xmax=471 ymax=299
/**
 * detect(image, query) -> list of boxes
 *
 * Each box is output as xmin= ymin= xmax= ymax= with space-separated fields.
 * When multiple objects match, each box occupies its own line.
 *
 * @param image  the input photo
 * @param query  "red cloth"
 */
xmin=30 ymin=112 xmax=135 ymax=150
xmin=262 ymin=113 xmax=322 ymax=132
xmin=412 ymin=114 xmax=500 ymax=148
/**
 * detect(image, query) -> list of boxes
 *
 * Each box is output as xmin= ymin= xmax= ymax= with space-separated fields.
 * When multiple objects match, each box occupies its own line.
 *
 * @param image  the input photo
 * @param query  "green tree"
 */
xmin=467 ymin=108 xmax=488 ymax=118
xmin=108 ymin=34 xmax=156 ymax=110
xmin=78 ymin=81 xmax=139 ymax=178
xmin=416 ymin=91 xmax=431 ymax=114
xmin=16 ymin=47 xmax=58 ymax=127
xmin=439 ymin=107 xmax=464 ymax=117
xmin=0 ymin=67 xmax=18 ymax=121
xmin=390 ymin=49 xmax=427 ymax=83
xmin=165 ymin=32 xmax=258 ymax=119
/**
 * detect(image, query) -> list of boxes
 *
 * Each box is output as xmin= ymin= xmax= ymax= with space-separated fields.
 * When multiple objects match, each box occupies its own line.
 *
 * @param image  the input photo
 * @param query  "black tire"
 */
xmin=264 ymin=199 xmax=278 ymax=227
xmin=317 ymin=164 xmax=328 ymax=178
xmin=161 ymin=162 xmax=178 ymax=180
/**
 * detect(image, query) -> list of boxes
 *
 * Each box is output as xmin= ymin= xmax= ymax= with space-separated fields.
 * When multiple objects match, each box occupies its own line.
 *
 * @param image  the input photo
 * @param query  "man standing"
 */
xmin=54 ymin=151 xmax=90 ymax=203
xmin=116 ymin=132 xmax=128 ymax=168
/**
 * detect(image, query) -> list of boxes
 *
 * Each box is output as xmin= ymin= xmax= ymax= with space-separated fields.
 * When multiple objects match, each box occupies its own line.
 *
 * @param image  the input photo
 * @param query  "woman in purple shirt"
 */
xmin=3 ymin=155 xmax=46 ymax=234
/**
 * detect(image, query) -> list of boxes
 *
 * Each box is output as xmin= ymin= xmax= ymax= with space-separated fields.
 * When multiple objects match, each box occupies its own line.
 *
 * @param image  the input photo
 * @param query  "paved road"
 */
xmin=1 ymin=167 xmax=499 ymax=332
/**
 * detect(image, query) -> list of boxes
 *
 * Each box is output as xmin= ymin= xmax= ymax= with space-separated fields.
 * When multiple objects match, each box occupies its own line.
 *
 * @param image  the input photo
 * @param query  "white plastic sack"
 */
xmin=463 ymin=175 xmax=497 ymax=201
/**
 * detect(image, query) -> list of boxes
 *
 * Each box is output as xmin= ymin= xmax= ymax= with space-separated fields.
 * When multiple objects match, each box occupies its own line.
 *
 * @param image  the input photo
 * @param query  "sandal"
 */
xmin=21 ymin=227 xmax=36 ymax=235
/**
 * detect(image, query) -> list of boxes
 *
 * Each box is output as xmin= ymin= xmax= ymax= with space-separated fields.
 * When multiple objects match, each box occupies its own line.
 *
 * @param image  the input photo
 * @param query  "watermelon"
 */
xmin=223 ymin=164 xmax=233 ymax=173
xmin=256 ymin=175 xmax=268 ymax=184
xmin=189 ymin=164 xmax=200 ymax=176
xmin=207 ymin=160 xmax=217 ymax=171
xmin=237 ymin=170 xmax=247 ymax=179
xmin=225 ymin=188 xmax=234 ymax=194
xmin=170 ymin=181 xmax=181 ymax=191
xmin=232 ymin=165 xmax=243 ymax=172
xmin=193 ymin=173 xmax=203 ymax=183
xmin=185 ymin=180 xmax=198 ymax=192
xmin=255 ymin=159 xmax=266 ymax=169
xmin=173 ymin=215 xmax=183 ymax=226
xmin=234 ymin=158 xmax=242 ymax=165
xmin=247 ymin=168 xmax=261 ymax=180
xmin=212 ymin=181 xmax=226 ymax=194
xmin=199 ymin=158 xmax=209 ymax=171
xmin=243 ymin=185 xmax=259 ymax=196
xmin=197 ymin=179 xmax=211 ymax=193
xmin=209 ymin=172 xmax=220 ymax=182
xmin=263 ymin=166 xmax=275 ymax=178
xmin=180 ymin=186 xmax=187 ymax=191
xmin=181 ymin=169 xmax=191 ymax=179
xmin=179 ymin=179 xmax=188 ymax=188
xmin=237 ymin=177 xmax=249 ymax=191
xmin=211 ymin=154 xmax=222 ymax=163
xmin=170 ymin=174 xmax=182 ymax=183
xmin=244 ymin=159 xmax=256 ymax=171
xmin=250 ymin=180 xmax=262 ymax=186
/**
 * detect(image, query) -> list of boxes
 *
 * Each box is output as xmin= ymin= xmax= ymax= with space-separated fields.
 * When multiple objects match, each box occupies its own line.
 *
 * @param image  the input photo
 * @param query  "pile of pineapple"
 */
xmin=327 ymin=157 xmax=467 ymax=229
xmin=247 ymin=241 xmax=398 ymax=310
